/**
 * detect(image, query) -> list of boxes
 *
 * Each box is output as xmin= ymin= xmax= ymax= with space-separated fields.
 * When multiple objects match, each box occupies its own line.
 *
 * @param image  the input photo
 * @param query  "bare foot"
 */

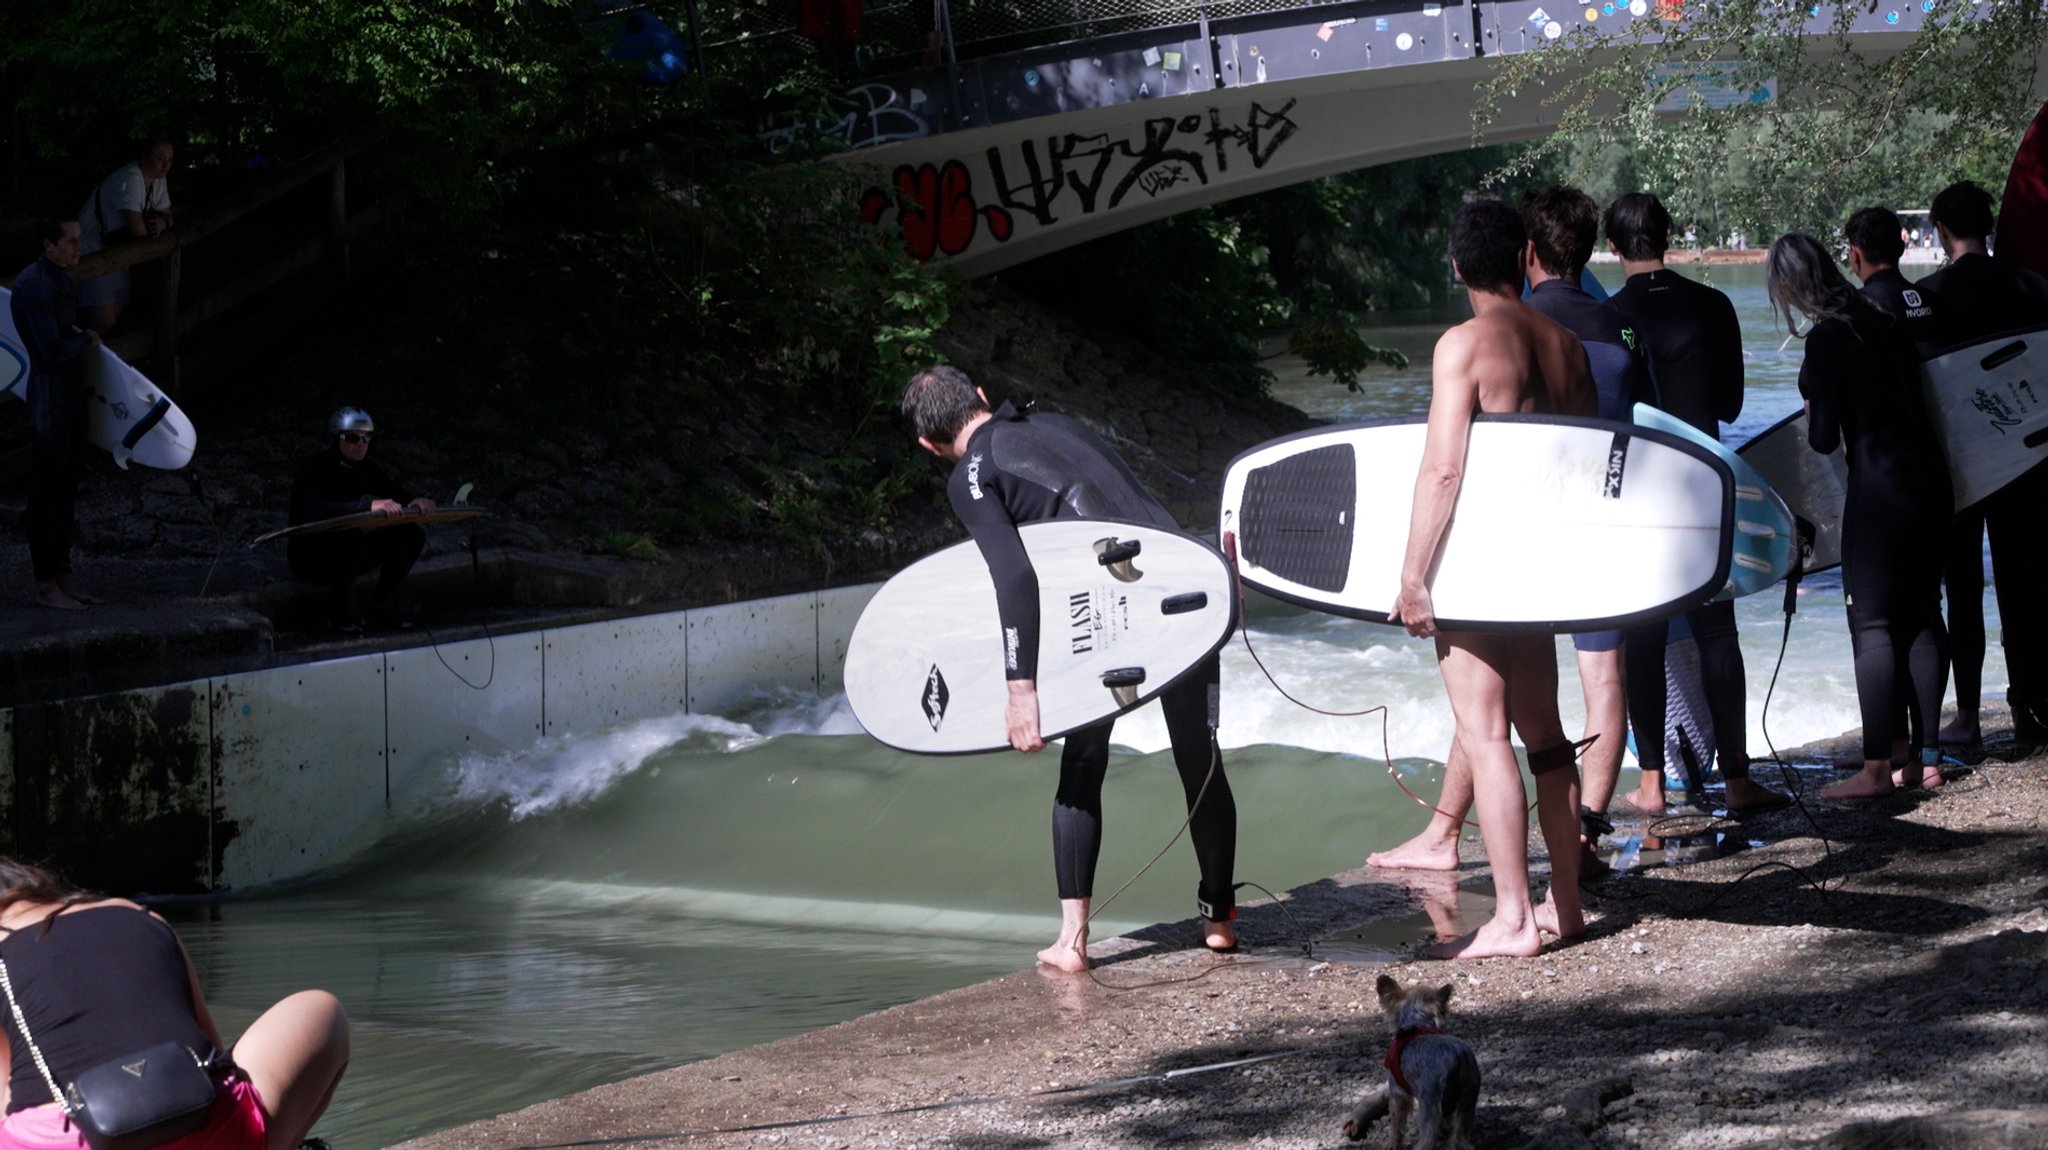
xmin=56 ymin=578 xmax=101 ymax=605
xmin=1820 ymin=768 xmax=1896 ymax=799
xmin=1618 ymin=785 xmax=1664 ymax=816
xmin=1891 ymin=763 xmax=1946 ymax=790
xmin=1203 ymin=919 xmax=1238 ymax=952
xmin=1037 ymin=938 xmax=1090 ymax=973
xmin=1533 ymin=895 xmax=1584 ymax=940
xmin=1367 ymin=831 xmax=1461 ymax=871
xmin=35 ymin=586 xmax=85 ymax=611
xmin=1423 ymin=914 xmax=1542 ymax=960
xmin=1723 ymin=777 xmax=1792 ymax=813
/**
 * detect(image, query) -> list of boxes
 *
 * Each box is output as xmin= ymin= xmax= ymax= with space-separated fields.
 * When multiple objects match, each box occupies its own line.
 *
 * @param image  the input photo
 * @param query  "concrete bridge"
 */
xmin=736 ymin=0 xmax=2021 ymax=276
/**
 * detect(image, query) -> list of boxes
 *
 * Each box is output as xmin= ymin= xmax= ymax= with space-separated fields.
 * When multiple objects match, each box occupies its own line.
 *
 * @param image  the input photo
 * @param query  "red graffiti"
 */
xmin=859 ymin=160 xmax=1013 ymax=262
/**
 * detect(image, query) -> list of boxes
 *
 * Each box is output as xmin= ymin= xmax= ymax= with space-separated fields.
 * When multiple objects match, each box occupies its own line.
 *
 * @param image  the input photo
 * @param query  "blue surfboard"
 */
xmin=1632 ymin=404 xmax=1794 ymax=598
xmin=0 ymin=333 xmax=25 ymax=398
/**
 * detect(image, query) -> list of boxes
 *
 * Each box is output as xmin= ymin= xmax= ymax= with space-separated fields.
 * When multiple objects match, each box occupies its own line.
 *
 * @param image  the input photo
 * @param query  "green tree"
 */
xmin=1474 ymin=0 xmax=2048 ymax=240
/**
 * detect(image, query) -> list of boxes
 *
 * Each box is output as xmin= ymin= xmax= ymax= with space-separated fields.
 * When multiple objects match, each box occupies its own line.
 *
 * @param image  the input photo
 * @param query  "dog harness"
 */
xmin=1384 ymin=1025 xmax=1445 ymax=1094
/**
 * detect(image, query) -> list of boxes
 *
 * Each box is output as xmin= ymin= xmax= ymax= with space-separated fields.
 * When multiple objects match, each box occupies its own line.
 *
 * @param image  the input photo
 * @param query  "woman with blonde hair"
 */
xmin=1766 ymin=231 xmax=1952 ymax=798
xmin=0 ymin=858 xmax=348 ymax=1150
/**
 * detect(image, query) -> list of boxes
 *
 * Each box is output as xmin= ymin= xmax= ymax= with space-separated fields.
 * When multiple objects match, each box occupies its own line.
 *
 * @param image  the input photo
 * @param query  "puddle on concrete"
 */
xmin=1318 ymin=882 xmax=1498 ymax=966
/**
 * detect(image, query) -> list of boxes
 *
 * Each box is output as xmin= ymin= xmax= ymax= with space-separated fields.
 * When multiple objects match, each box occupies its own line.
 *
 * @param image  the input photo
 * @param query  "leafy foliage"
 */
xmin=1473 ymin=0 xmax=2048 ymax=240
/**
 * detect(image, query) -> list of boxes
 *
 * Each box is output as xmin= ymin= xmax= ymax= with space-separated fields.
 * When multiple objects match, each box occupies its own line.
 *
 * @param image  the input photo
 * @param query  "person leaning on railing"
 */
xmin=0 ymin=857 xmax=349 ymax=1150
xmin=77 ymin=141 xmax=175 ymax=337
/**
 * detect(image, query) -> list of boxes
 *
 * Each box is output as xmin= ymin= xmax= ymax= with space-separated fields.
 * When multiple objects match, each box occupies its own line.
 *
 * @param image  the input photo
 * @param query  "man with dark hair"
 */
xmin=1603 ymin=191 xmax=1789 ymax=815
xmin=1387 ymin=199 xmax=1594 ymax=959
xmin=1845 ymin=206 xmax=1946 ymax=357
xmin=9 ymin=216 xmax=102 ymax=610
xmin=1369 ymin=187 xmax=1651 ymax=876
xmin=1921 ymin=180 xmax=2048 ymax=746
xmin=900 ymin=365 xmax=1239 ymax=972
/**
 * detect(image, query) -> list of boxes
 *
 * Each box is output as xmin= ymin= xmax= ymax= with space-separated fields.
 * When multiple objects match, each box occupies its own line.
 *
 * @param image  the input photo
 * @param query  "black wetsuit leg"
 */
xmin=1157 ymin=654 xmax=1236 ymax=918
xmin=1689 ymin=601 xmax=1751 ymax=780
xmin=1051 ymin=721 xmax=1112 ymax=902
xmin=1622 ymin=621 xmax=1670 ymax=777
xmin=1842 ymin=502 xmax=1950 ymax=761
xmin=1049 ymin=655 xmax=1236 ymax=916
xmin=1985 ymin=466 xmax=2048 ymax=729
xmin=1944 ymin=506 xmax=1988 ymax=716
xmin=25 ymin=378 xmax=86 ymax=583
xmin=367 ymin=523 xmax=427 ymax=613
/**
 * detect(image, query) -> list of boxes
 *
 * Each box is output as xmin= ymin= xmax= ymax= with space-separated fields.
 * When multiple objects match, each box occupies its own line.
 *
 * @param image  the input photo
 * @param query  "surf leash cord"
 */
xmin=499 ymin=1047 xmax=1316 ymax=1149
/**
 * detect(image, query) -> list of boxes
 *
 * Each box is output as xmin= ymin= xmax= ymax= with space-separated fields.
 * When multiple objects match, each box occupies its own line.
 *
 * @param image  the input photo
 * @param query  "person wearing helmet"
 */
xmin=287 ymin=407 xmax=435 ymax=633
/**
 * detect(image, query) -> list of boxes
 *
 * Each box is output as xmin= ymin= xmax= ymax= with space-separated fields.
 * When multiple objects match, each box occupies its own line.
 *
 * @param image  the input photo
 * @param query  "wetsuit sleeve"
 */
xmin=1800 ymin=329 xmax=1843 ymax=454
xmin=1710 ymin=293 xmax=1744 ymax=424
xmin=949 ymin=470 xmax=1040 ymax=681
xmin=9 ymin=275 xmax=93 ymax=368
xmin=289 ymin=457 xmax=368 ymax=523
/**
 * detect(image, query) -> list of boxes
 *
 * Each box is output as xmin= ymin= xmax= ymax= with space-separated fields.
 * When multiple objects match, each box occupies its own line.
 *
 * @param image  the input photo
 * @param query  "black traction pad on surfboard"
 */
xmin=1238 ymin=443 xmax=1355 ymax=593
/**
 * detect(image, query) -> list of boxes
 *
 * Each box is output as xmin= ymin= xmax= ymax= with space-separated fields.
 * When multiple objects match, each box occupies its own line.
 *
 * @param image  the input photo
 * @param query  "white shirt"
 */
xmin=79 ymin=161 xmax=172 ymax=254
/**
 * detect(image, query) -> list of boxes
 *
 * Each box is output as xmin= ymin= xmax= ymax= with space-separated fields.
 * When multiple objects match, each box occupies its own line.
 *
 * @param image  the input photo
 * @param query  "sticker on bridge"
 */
xmin=1528 ymin=6 xmax=1551 ymax=25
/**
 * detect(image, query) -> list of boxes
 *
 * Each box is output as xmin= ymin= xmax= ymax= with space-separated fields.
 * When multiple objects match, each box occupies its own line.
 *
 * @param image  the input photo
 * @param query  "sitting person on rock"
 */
xmin=287 ymin=407 xmax=433 ymax=634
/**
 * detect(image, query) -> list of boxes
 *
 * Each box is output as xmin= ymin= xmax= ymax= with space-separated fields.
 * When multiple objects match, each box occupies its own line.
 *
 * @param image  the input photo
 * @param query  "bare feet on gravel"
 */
xmin=1202 ymin=918 xmax=1237 ymax=953
xmin=55 ymin=577 xmax=101 ymax=605
xmin=1939 ymin=712 xmax=1980 ymax=747
xmin=1367 ymin=829 xmax=1461 ymax=871
xmin=1821 ymin=763 xmax=1896 ymax=799
xmin=1424 ymin=913 xmax=1543 ymax=960
xmin=34 ymin=583 xmax=85 ymax=611
xmin=1723 ymin=776 xmax=1793 ymax=813
xmin=1891 ymin=762 xmax=1946 ymax=790
xmin=1618 ymin=782 xmax=1665 ymax=816
xmin=1533 ymin=895 xmax=1584 ymax=940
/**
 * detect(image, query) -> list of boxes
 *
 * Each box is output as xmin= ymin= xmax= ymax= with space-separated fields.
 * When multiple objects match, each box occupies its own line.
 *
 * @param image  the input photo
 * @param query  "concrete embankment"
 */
xmin=394 ymin=712 xmax=2048 ymax=1150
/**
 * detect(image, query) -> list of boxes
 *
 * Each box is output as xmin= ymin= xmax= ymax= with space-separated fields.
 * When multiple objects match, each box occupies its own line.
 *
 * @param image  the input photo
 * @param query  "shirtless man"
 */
xmin=1387 ymin=200 xmax=1595 ymax=959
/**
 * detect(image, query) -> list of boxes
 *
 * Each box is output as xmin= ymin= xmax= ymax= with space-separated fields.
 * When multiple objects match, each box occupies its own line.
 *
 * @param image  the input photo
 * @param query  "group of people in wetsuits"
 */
xmin=904 ymin=178 xmax=2047 ymax=968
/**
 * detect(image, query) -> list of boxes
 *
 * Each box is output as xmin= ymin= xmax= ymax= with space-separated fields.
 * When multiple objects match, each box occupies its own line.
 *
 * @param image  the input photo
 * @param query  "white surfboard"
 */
xmin=1219 ymin=415 xmax=1733 ymax=631
xmin=1631 ymin=405 xmax=1794 ymax=598
xmin=0 ymin=285 xmax=197 ymax=470
xmin=1737 ymin=409 xmax=1847 ymax=575
xmin=844 ymin=519 xmax=1239 ymax=754
xmin=1922 ymin=325 xmax=2048 ymax=509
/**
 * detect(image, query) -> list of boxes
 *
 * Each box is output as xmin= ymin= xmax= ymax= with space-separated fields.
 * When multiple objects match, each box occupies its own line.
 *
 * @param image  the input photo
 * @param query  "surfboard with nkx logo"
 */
xmin=843 ymin=519 xmax=1238 ymax=754
xmin=1219 ymin=411 xmax=1760 ymax=632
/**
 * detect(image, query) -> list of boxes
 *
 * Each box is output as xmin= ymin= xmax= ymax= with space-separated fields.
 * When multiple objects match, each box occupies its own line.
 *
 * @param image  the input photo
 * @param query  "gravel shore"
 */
xmin=401 ymin=708 xmax=2047 ymax=1150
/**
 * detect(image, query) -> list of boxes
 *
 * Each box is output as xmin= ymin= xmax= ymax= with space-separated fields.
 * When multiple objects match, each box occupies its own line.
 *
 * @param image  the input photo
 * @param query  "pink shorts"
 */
xmin=0 ymin=1077 xmax=267 ymax=1150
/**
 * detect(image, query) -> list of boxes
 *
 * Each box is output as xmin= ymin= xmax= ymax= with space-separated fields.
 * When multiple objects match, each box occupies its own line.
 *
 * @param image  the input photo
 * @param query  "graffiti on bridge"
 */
xmin=859 ymin=99 xmax=1301 ymax=261
xmin=757 ymin=82 xmax=936 ymax=154
xmin=859 ymin=161 xmax=1015 ymax=262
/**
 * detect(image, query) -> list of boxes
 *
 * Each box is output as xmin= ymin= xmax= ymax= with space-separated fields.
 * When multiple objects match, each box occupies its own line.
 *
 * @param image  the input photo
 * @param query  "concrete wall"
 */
xmin=0 ymin=585 xmax=880 ymax=895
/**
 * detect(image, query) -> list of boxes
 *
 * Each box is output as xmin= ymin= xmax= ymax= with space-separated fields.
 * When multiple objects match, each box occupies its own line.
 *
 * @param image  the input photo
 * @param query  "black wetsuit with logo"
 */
xmin=1918 ymin=252 xmax=2048 ymax=733
xmin=1608 ymin=269 xmax=1753 ymax=781
xmin=948 ymin=402 xmax=1236 ymax=918
xmin=1800 ymin=309 xmax=1952 ymax=759
xmin=1525 ymin=277 xmax=1656 ymax=654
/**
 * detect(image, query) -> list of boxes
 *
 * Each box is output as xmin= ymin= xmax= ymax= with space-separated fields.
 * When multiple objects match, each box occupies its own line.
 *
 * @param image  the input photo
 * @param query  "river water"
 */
xmin=162 ymin=263 xmax=2003 ymax=1149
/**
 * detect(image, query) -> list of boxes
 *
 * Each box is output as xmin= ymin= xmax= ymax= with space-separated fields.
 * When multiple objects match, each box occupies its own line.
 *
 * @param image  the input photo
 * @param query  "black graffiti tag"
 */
xmin=983 ymin=101 xmax=1299 ymax=227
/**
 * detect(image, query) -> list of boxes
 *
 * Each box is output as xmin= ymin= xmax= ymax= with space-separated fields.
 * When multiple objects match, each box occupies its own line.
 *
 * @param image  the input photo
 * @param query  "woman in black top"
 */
xmin=1766 ymin=232 xmax=1953 ymax=798
xmin=0 ymin=859 xmax=348 ymax=1150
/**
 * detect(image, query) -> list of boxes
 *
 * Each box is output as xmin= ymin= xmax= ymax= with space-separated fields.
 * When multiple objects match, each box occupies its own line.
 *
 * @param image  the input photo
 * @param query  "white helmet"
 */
xmin=328 ymin=407 xmax=375 ymax=437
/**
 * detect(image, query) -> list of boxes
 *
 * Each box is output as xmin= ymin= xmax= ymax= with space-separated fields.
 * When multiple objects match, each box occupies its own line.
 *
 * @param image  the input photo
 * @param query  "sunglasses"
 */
xmin=339 ymin=432 xmax=372 ymax=445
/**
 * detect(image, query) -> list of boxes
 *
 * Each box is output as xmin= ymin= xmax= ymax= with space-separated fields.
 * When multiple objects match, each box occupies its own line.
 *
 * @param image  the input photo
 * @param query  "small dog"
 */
xmin=1342 ymin=974 xmax=1480 ymax=1149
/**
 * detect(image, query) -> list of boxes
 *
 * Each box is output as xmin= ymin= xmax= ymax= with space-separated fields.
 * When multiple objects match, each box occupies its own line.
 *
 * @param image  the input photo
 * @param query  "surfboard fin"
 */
xmin=452 ymin=483 xmax=474 ymax=506
xmin=1094 ymin=537 xmax=1144 ymax=583
xmin=1101 ymin=667 xmax=1146 ymax=707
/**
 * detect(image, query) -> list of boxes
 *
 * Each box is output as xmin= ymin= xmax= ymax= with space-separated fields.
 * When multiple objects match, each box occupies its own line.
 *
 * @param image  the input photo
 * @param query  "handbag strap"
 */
xmin=0 ymin=950 xmax=75 ymax=1116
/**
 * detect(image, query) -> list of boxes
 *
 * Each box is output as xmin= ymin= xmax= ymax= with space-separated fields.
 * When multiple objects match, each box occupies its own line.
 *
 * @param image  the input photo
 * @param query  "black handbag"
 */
xmin=0 ymin=957 xmax=221 ymax=1150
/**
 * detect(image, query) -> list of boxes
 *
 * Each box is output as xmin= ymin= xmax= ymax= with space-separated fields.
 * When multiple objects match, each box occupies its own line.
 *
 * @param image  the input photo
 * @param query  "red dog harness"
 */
xmin=1384 ymin=1026 xmax=1445 ymax=1094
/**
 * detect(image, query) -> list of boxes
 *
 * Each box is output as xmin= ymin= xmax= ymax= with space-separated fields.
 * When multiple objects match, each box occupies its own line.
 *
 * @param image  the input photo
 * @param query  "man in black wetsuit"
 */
xmin=9 ymin=216 xmax=103 ymax=611
xmin=901 ymin=365 xmax=1237 ymax=971
xmin=1604 ymin=192 xmax=1789 ymax=814
xmin=1920 ymin=181 xmax=2048 ymax=746
xmin=288 ymin=406 xmax=435 ymax=634
xmin=1368 ymin=187 xmax=1654 ymax=877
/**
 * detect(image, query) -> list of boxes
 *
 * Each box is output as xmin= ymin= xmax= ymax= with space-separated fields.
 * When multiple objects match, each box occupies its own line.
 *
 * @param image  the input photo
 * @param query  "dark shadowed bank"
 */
xmin=390 ymin=711 xmax=2047 ymax=1150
